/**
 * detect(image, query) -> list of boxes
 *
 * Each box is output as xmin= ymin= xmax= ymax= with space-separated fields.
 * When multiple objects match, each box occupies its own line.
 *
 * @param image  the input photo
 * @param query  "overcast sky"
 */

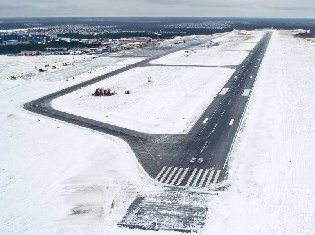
xmin=0 ymin=0 xmax=315 ymax=18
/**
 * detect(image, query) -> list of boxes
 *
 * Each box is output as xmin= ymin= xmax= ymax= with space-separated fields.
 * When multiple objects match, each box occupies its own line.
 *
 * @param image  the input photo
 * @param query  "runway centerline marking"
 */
xmin=229 ymin=119 xmax=235 ymax=126
xmin=203 ymin=118 xmax=209 ymax=124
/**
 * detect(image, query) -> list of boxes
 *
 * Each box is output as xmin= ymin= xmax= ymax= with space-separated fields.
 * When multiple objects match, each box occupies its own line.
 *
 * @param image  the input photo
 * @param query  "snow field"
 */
xmin=53 ymin=65 xmax=234 ymax=134
xmin=204 ymin=31 xmax=315 ymax=235
xmin=151 ymin=31 xmax=263 ymax=67
xmin=0 ymin=54 xmax=151 ymax=235
xmin=0 ymin=55 xmax=143 ymax=83
xmin=4 ymin=29 xmax=314 ymax=235
xmin=53 ymin=31 xmax=262 ymax=134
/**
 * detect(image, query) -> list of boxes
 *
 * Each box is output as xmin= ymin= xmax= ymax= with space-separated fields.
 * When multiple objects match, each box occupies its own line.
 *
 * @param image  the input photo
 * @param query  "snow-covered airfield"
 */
xmin=1 ymin=30 xmax=315 ymax=234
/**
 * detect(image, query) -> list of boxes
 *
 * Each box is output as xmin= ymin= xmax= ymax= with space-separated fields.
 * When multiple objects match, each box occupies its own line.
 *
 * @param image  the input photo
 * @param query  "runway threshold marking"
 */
xmin=199 ymin=169 xmax=210 ymax=187
xmin=200 ymin=141 xmax=209 ymax=153
xmin=170 ymin=168 xmax=184 ymax=185
xmin=205 ymin=170 xmax=215 ymax=186
xmin=186 ymin=168 xmax=198 ymax=186
xmin=164 ymin=167 xmax=178 ymax=184
xmin=155 ymin=166 xmax=167 ymax=180
xmin=213 ymin=170 xmax=221 ymax=184
xmin=156 ymin=166 xmax=222 ymax=187
xmin=242 ymin=89 xmax=251 ymax=96
xmin=176 ymin=168 xmax=189 ymax=186
xmin=159 ymin=167 xmax=173 ymax=183
xmin=192 ymin=169 xmax=204 ymax=187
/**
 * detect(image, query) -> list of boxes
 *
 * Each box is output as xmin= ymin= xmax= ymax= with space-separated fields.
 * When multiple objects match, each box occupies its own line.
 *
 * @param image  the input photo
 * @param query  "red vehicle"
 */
xmin=94 ymin=88 xmax=115 ymax=96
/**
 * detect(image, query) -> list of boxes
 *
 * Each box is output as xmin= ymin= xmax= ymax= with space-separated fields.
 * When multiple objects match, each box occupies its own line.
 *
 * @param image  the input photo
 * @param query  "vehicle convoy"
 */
xmin=94 ymin=88 xmax=115 ymax=96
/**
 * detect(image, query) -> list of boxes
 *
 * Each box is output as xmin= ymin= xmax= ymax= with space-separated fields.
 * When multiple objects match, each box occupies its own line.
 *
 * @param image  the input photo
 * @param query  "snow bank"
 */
xmin=204 ymin=31 xmax=315 ymax=234
xmin=0 ymin=55 xmax=151 ymax=235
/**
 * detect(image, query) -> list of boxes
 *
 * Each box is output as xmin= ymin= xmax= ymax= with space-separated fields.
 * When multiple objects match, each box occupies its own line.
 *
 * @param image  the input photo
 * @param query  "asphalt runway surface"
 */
xmin=24 ymin=32 xmax=272 ymax=232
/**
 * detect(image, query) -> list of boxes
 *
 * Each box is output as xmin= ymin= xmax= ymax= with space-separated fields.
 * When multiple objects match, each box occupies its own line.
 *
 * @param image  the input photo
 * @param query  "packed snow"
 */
xmin=0 ymin=54 xmax=151 ymax=235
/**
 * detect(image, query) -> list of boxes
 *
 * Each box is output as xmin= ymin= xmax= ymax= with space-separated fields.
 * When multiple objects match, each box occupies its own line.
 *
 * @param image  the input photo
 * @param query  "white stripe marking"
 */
xmin=200 ymin=141 xmax=208 ymax=153
xmin=205 ymin=170 xmax=215 ymax=186
xmin=203 ymin=118 xmax=209 ymax=124
xmin=192 ymin=169 xmax=204 ymax=187
xmin=170 ymin=168 xmax=183 ymax=185
xmin=186 ymin=168 xmax=198 ymax=186
xmin=176 ymin=168 xmax=189 ymax=186
xmin=213 ymin=170 xmax=221 ymax=184
xmin=159 ymin=167 xmax=173 ymax=183
xmin=242 ymin=89 xmax=251 ymax=96
xmin=155 ymin=166 xmax=167 ymax=180
xmin=219 ymin=88 xmax=229 ymax=95
xmin=229 ymin=119 xmax=234 ymax=126
xmin=198 ymin=169 xmax=210 ymax=187
xmin=164 ymin=167 xmax=178 ymax=184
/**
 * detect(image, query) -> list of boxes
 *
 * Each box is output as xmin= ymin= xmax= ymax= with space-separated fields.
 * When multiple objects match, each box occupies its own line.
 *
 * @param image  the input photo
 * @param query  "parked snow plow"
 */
xmin=94 ymin=88 xmax=115 ymax=96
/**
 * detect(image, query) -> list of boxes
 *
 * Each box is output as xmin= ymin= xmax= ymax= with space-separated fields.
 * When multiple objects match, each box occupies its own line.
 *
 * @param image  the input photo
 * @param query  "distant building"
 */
xmin=45 ymin=47 xmax=69 ymax=55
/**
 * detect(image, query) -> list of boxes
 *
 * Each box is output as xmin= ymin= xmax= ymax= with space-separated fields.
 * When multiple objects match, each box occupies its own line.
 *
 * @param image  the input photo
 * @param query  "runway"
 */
xmin=24 ymin=32 xmax=272 ymax=232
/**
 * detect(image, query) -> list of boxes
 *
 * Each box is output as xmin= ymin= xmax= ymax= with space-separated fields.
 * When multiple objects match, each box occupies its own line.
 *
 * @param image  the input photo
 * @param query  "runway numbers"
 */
xmin=155 ymin=166 xmax=222 ymax=188
xmin=190 ymin=157 xmax=204 ymax=163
